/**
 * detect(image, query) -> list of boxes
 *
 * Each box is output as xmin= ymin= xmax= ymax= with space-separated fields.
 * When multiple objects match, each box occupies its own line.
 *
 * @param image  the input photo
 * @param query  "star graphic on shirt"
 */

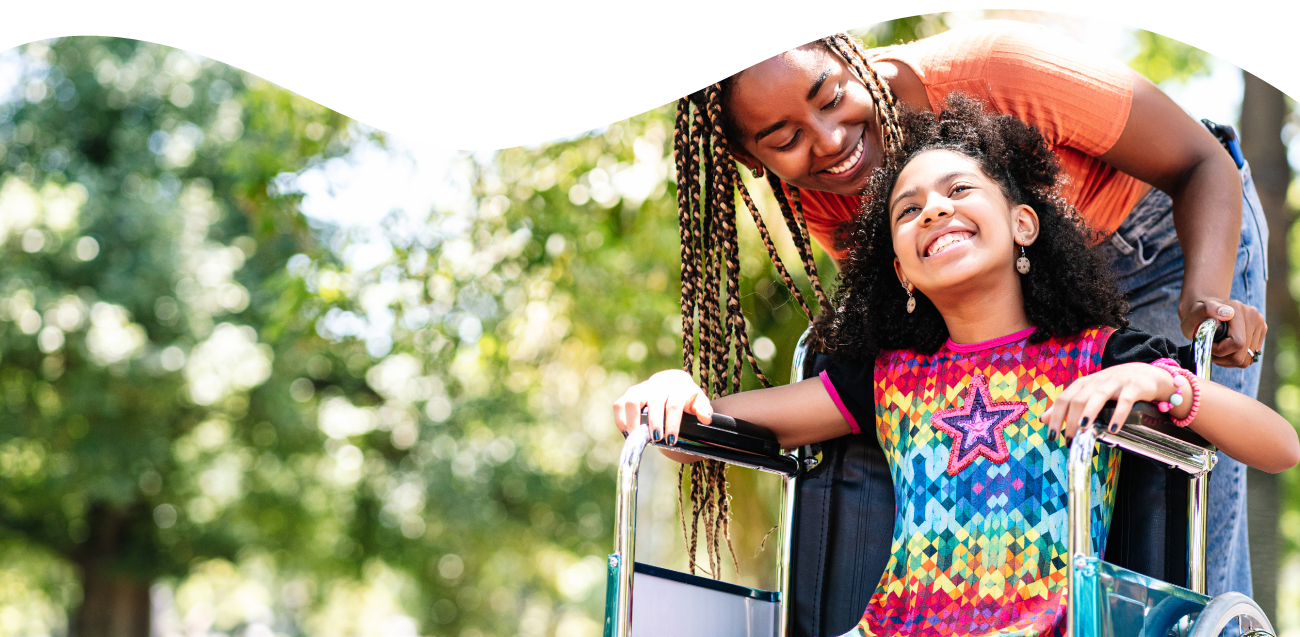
xmin=931 ymin=373 xmax=1028 ymax=476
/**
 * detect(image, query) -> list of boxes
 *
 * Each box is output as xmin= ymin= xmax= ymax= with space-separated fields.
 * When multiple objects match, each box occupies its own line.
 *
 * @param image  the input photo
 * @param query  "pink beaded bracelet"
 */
xmin=1150 ymin=358 xmax=1200 ymax=428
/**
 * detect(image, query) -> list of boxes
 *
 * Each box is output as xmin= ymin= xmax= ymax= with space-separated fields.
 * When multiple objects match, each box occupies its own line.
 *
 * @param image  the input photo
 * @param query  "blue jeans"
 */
xmin=1097 ymin=163 xmax=1268 ymax=598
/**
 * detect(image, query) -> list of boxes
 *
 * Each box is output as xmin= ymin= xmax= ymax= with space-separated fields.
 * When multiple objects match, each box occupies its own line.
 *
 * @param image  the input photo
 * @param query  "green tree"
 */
xmin=0 ymin=37 xmax=371 ymax=635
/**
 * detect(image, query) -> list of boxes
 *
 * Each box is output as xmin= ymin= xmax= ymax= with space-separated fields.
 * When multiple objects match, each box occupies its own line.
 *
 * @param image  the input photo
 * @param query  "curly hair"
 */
xmin=827 ymin=93 xmax=1130 ymax=360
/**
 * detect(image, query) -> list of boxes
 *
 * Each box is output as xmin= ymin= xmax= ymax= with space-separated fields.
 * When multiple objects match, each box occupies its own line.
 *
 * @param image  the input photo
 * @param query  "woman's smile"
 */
xmin=822 ymin=133 xmax=865 ymax=176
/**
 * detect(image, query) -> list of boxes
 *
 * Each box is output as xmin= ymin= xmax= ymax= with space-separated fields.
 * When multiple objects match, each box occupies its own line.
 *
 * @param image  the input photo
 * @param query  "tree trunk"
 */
xmin=71 ymin=505 xmax=152 ymax=637
xmin=1238 ymin=70 xmax=1294 ymax=621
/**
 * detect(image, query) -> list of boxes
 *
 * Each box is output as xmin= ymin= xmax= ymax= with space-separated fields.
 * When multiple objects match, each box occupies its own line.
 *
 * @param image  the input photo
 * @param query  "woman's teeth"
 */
xmin=825 ymin=137 xmax=864 ymax=175
xmin=927 ymin=232 xmax=972 ymax=257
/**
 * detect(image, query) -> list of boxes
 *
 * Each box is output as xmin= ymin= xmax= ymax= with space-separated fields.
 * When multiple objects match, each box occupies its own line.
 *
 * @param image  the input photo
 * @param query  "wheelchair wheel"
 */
xmin=1185 ymin=592 xmax=1275 ymax=637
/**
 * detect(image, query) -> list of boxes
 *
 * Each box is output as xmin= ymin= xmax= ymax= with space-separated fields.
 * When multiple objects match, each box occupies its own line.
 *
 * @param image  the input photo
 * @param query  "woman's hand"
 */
xmin=613 ymin=370 xmax=712 ymax=446
xmin=1180 ymin=298 xmax=1267 ymax=368
xmin=1041 ymin=363 xmax=1179 ymax=440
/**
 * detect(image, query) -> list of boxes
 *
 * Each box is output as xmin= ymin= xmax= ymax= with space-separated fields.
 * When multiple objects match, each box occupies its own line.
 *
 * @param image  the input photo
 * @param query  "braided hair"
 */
xmin=672 ymin=33 xmax=903 ymax=577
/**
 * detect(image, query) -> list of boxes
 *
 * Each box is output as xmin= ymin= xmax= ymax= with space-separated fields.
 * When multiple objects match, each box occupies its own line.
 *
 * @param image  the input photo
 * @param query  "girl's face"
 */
xmin=727 ymin=44 xmax=884 ymax=197
xmin=888 ymin=150 xmax=1038 ymax=299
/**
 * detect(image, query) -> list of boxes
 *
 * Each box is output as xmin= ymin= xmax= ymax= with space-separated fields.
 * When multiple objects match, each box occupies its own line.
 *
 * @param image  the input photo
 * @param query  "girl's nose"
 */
xmin=919 ymin=193 xmax=953 ymax=225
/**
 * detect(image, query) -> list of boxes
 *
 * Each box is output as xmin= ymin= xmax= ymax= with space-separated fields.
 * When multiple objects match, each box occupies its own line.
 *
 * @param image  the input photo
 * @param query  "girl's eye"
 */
xmin=896 ymin=204 xmax=920 ymax=220
xmin=821 ymin=86 xmax=844 ymax=111
xmin=952 ymin=184 xmax=972 ymax=195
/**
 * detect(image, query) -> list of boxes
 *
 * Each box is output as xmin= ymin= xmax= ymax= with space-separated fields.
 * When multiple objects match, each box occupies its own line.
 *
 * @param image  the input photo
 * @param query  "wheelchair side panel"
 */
xmin=631 ymin=571 xmax=778 ymax=637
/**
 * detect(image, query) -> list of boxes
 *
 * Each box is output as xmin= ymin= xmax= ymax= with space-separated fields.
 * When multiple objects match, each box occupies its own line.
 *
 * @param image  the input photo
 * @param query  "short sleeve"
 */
xmin=879 ymin=20 xmax=1134 ymax=157
xmin=1100 ymin=327 xmax=1180 ymax=368
xmin=819 ymin=357 xmax=875 ymax=435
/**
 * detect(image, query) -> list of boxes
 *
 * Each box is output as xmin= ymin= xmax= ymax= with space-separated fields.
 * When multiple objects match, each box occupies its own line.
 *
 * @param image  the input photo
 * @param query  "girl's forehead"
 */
xmin=893 ymin=150 xmax=984 ymax=189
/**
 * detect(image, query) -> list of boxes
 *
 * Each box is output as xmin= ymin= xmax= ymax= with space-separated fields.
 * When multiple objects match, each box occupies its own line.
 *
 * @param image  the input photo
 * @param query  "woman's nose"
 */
xmin=809 ymin=120 xmax=846 ymax=158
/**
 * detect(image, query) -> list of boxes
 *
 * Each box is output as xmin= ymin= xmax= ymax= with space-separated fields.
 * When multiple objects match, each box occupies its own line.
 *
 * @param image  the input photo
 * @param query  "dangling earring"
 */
xmin=751 ymin=166 xmax=764 ymax=178
xmin=903 ymin=282 xmax=916 ymax=313
xmin=1016 ymin=245 xmax=1031 ymax=275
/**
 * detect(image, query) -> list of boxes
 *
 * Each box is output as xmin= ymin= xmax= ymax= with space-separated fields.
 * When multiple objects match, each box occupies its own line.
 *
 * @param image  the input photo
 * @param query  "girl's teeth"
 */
xmin=928 ymin=233 xmax=970 ymax=256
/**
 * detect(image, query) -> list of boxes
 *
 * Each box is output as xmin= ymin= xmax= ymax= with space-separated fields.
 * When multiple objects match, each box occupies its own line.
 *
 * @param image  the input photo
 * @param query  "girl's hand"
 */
xmin=1040 ymin=363 xmax=1178 ymax=440
xmin=613 ymin=370 xmax=712 ymax=446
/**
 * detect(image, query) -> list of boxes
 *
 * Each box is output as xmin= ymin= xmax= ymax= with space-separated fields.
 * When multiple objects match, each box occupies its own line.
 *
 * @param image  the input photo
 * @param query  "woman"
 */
xmin=673 ymin=20 xmax=1265 ymax=599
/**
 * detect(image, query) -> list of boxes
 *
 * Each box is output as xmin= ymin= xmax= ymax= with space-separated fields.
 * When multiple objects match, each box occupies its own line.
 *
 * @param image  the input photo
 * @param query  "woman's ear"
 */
xmin=730 ymin=145 xmax=764 ymax=176
xmin=1013 ymin=204 xmax=1040 ymax=247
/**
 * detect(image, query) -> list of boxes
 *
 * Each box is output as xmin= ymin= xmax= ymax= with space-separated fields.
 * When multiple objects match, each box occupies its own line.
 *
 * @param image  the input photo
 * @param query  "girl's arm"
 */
xmin=612 ymin=370 xmax=852 ymax=464
xmin=1042 ymin=363 xmax=1300 ymax=473
xmin=1098 ymin=73 xmax=1266 ymax=368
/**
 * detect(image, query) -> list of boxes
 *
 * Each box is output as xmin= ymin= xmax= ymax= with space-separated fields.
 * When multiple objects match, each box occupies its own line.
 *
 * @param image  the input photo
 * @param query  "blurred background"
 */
xmin=0 ymin=10 xmax=1294 ymax=637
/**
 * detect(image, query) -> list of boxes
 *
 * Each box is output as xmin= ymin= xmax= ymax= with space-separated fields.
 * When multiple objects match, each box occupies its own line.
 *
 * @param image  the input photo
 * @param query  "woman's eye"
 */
xmin=776 ymin=132 xmax=800 ymax=151
xmin=822 ymin=86 xmax=844 ymax=111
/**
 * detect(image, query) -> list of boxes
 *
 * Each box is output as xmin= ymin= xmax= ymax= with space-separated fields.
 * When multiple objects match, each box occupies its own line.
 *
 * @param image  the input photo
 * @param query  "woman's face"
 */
xmin=888 ymin=150 xmax=1036 ymax=299
xmin=727 ymin=44 xmax=884 ymax=197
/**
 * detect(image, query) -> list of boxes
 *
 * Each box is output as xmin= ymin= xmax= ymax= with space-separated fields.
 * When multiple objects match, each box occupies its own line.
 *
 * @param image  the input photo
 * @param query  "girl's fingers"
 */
xmin=1076 ymin=380 xmax=1121 ymax=436
xmin=1106 ymin=384 xmax=1144 ymax=434
xmin=623 ymin=397 xmax=643 ymax=437
xmin=663 ymin=392 xmax=692 ymax=446
xmin=646 ymin=397 xmax=667 ymax=443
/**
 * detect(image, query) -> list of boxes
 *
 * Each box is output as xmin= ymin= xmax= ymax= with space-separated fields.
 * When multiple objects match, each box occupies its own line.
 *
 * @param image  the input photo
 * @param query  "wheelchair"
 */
xmin=602 ymin=319 xmax=1276 ymax=637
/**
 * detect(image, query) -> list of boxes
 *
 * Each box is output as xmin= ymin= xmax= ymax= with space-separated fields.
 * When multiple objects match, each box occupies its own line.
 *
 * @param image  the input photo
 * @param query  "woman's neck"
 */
xmin=931 ymin=277 xmax=1033 ymax=345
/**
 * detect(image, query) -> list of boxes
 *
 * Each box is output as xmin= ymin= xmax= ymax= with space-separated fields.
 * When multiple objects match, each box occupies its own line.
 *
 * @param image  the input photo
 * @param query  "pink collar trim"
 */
xmin=945 ymin=327 xmax=1037 ymax=353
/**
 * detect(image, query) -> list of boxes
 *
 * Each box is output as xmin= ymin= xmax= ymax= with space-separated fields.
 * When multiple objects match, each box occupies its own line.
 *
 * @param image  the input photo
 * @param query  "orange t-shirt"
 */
xmin=801 ymin=20 xmax=1146 ymax=259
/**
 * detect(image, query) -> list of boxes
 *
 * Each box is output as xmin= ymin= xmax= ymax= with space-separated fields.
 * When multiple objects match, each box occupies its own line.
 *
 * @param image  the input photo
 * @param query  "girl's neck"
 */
xmin=931 ymin=278 xmax=1033 ymax=345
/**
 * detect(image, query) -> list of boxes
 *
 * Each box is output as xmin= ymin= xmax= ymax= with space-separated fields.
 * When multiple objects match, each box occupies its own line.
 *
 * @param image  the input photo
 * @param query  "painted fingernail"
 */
xmin=1079 ymin=417 xmax=1090 ymax=431
xmin=1048 ymin=429 xmax=1058 ymax=441
xmin=667 ymin=434 xmax=677 ymax=446
xmin=1217 ymin=307 xmax=1233 ymax=318
xmin=1108 ymin=422 xmax=1120 ymax=434
xmin=652 ymin=429 xmax=663 ymax=442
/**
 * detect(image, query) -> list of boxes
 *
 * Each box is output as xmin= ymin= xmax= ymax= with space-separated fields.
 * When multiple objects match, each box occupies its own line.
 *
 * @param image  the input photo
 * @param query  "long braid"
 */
xmin=675 ymin=99 xmax=697 ymax=376
xmin=669 ymin=32 xmax=903 ymax=579
xmin=824 ymin=34 xmax=905 ymax=167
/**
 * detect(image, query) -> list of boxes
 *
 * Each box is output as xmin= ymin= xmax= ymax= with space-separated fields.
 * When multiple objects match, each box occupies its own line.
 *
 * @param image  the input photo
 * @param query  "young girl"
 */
xmin=619 ymin=96 xmax=1298 ymax=636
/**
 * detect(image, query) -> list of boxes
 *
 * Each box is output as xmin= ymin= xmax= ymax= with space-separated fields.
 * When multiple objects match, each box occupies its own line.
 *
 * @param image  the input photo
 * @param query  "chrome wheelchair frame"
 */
xmin=603 ymin=319 xmax=1275 ymax=637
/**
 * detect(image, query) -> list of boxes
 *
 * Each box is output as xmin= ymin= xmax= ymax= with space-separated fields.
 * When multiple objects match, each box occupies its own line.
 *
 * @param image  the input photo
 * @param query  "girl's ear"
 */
xmin=893 ymin=257 xmax=910 ymax=288
xmin=1013 ymin=204 xmax=1040 ymax=247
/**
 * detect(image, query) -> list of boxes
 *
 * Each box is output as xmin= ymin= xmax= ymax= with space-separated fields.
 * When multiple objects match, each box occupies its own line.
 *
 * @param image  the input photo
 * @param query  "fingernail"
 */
xmin=667 ymin=434 xmax=677 ymax=446
xmin=1048 ymin=429 xmax=1058 ymax=441
xmin=1108 ymin=422 xmax=1120 ymax=434
xmin=652 ymin=429 xmax=663 ymax=442
xmin=1217 ymin=307 xmax=1233 ymax=318
xmin=1079 ymin=417 xmax=1090 ymax=431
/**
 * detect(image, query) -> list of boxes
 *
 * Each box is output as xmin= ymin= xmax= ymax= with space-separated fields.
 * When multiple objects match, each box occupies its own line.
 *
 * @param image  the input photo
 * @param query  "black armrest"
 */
xmin=677 ymin=412 xmax=782 ymax=457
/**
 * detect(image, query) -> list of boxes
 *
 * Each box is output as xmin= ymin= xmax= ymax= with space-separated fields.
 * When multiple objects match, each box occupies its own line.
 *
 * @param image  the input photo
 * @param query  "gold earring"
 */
xmin=751 ymin=166 xmax=764 ymax=178
xmin=903 ymin=282 xmax=916 ymax=313
xmin=1016 ymin=245 xmax=1031 ymax=275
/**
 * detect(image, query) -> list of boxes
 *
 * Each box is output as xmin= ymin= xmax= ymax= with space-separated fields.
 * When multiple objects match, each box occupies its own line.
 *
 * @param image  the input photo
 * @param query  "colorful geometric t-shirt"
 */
xmin=819 ymin=326 xmax=1171 ymax=637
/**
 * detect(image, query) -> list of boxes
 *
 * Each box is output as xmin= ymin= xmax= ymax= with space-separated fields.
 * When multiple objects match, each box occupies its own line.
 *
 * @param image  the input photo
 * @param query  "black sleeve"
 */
xmin=1100 ymin=327 xmax=1182 ymax=368
xmin=820 ymin=356 xmax=875 ymax=435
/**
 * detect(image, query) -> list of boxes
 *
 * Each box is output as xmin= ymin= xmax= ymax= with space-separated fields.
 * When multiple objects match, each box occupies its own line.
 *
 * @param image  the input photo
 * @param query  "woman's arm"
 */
xmin=1098 ymin=73 xmax=1266 ymax=368
xmin=1042 ymin=362 xmax=1299 ymax=473
xmin=612 ymin=370 xmax=852 ymax=464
